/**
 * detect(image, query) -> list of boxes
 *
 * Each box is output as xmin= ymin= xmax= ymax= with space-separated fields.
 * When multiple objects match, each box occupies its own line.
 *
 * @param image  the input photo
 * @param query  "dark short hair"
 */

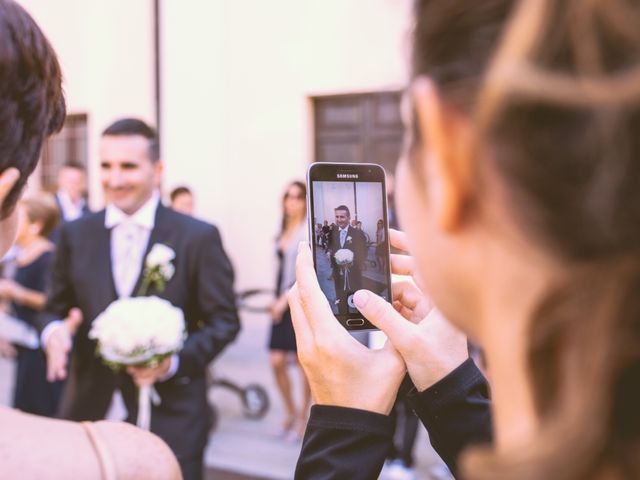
xmin=334 ymin=205 xmax=351 ymax=217
xmin=102 ymin=118 xmax=159 ymax=163
xmin=0 ymin=0 xmax=66 ymax=218
xmin=61 ymin=162 xmax=85 ymax=172
xmin=169 ymin=186 xmax=192 ymax=203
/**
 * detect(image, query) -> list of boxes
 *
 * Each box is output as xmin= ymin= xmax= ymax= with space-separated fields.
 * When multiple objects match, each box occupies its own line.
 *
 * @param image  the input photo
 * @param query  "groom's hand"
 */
xmin=288 ymin=242 xmax=405 ymax=415
xmin=45 ymin=308 xmax=83 ymax=382
xmin=127 ymin=356 xmax=172 ymax=386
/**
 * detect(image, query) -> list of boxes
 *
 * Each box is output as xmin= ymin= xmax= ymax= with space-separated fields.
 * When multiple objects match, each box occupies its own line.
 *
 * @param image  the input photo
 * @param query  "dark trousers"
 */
xmin=178 ymin=450 xmax=204 ymax=480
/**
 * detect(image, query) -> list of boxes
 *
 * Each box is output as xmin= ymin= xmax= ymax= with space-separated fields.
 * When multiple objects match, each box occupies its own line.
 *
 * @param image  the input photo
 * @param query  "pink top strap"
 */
xmin=82 ymin=421 xmax=117 ymax=480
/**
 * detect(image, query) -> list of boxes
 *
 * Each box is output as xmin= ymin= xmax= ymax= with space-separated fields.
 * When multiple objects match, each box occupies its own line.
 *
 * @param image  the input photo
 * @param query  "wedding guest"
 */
xmin=375 ymin=219 xmax=388 ymax=274
xmin=0 ymin=1 xmax=180 ymax=477
xmin=41 ymin=118 xmax=240 ymax=480
xmin=291 ymin=0 xmax=640 ymax=478
xmin=170 ymin=185 xmax=194 ymax=216
xmin=0 ymin=195 xmax=61 ymax=416
xmin=321 ymin=221 xmax=330 ymax=251
xmin=54 ymin=162 xmax=90 ymax=223
xmin=269 ymin=180 xmax=311 ymax=441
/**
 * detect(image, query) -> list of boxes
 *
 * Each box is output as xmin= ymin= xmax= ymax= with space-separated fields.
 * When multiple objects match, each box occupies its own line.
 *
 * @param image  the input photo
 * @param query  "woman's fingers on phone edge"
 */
xmin=390 ymin=254 xmax=414 ymax=276
xmin=389 ymin=229 xmax=410 ymax=252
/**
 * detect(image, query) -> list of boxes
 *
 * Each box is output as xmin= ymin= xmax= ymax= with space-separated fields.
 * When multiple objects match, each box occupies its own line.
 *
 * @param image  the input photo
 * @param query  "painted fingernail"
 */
xmin=353 ymin=290 xmax=369 ymax=308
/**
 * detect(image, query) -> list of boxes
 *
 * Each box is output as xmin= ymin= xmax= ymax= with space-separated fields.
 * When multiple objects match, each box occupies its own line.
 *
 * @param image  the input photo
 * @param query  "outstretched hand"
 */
xmin=45 ymin=308 xmax=83 ymax=382
xmin=353 ymin=230 xmax=469 ymax=391
xmin=288 ymin=242 xmax=405 ymax=415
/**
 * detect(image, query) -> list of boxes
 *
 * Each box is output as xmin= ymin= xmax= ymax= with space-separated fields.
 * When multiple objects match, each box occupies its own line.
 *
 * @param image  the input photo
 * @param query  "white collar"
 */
xmin=339 ymin=226 xmax=350 ymax=232
xmin=105 ymin=191 xmax=160 ymax=229
xmin=57 ymin=191 xmax=85 ymax=208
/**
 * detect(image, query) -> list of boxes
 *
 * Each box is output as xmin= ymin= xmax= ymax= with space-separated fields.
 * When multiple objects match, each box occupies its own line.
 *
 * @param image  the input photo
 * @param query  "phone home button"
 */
xmin=346 ymin=319 xmax=365 ymax=327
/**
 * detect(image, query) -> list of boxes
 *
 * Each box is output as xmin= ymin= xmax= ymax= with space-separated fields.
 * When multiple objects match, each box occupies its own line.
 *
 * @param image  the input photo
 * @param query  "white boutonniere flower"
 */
xmin=139 ymin=243 xmax=175 ymax=295
xmin=346 ymin=236 xmax=352 ymax=244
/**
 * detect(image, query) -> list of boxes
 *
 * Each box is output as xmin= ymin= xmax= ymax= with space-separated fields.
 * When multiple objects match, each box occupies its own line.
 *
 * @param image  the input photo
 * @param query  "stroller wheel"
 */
xmin=209 ymin=402 xmax=219 ymax=433
xmin=242 ymin=384 xmax=269 ymax=419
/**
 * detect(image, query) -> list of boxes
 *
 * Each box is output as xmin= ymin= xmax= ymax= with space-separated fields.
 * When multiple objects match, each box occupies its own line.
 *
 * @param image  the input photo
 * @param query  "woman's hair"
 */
xmin=279 ymin=180 xmax=307 ymax=236
xmin=0 ymin=0 xmax=66 ymax=219
xmin=22 ymin=194 xmax=60 ymax=238
xmin=412 ymin=0 xmax=640 ymax=478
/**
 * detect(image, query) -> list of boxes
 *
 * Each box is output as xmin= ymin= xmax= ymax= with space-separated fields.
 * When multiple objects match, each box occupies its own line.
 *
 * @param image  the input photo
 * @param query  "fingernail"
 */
xmin=353 ymin=290 xmax=370 ymax=308
xmin=3 ymin=168 xmax=19 ymax=183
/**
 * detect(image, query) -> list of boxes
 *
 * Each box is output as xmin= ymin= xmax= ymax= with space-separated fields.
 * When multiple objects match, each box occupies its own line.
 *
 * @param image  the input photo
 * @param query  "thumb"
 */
xmin=0 ymin=168 xmax=20 ymax=202
xmin=353 ymin=290 xmax=413 ymax=345
xmin=65 ymin=308 xmax=83 ymax=333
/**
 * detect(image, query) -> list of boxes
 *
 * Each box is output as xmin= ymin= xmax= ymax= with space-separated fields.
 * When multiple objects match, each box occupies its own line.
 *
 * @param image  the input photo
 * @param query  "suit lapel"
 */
xmin=94 ymin=212 xmax=118 ymax=302
xmin=131 ymin=204 xmax=172 ymax=297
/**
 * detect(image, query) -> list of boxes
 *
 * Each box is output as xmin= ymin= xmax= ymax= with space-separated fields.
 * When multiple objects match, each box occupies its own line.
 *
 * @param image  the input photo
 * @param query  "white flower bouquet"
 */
xmin=334 ymin=248 xmax=355 ymax=291
xmin=89 ymin=296 xmax=186 ymax=430
xmin=334 ymin=248 xmax=354 ymax=266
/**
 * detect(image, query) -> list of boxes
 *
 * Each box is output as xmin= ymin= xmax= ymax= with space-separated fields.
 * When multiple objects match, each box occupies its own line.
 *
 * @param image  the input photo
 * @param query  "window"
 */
xmin=40 ymin=114 xmax=88 ymax=191
xmin=312 ymin=92 xmax=403 ymax=173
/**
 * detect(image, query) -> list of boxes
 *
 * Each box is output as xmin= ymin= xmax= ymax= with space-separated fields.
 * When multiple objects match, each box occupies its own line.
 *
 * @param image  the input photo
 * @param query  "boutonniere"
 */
xmin=346 ymin=236 xmax=353 ymax=244
xmin=138 ymin=243 xmax=175 ymax=295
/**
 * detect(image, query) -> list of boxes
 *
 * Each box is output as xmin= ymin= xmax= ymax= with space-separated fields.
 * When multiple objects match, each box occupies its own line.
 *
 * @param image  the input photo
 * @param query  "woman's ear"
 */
xmin=412 ymin=78 xmax=475 ymax=232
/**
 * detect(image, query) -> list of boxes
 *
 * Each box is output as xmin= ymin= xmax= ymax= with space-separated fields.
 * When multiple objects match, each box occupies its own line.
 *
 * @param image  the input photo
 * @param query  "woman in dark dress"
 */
xmin=0 ymin=194 xmax=61 ymax=416
xmin=268 ymin=181 xmax=311 ymax=440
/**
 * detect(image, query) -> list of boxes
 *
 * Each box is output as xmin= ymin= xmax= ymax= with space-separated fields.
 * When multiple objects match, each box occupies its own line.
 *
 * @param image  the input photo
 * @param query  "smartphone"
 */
xmin=306 ymin=162 xmax=392 ymax=331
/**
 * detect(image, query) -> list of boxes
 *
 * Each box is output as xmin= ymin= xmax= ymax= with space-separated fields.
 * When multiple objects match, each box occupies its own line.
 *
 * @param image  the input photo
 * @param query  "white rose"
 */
xmin=146 ymin=244 xmax=176 ymax=268
xmin=89 ymin=296 xmax=185 ymax=365
xmin=334 ymin=248 xmax=354 ymax=266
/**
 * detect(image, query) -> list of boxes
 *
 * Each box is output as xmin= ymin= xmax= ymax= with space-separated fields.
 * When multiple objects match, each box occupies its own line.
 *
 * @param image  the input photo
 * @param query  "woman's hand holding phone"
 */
xmin=288 ymin=242 xmax=405 ymax=416
xmin=353 ymin=229 xmax=469 ymax=392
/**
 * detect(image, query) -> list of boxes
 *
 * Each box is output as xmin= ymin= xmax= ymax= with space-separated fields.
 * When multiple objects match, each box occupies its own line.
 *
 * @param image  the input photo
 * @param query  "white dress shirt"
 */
xmin=105 ymin=192 xmax=159 ymax=298
xmin=56 ymin=191 xmax=86 ymax=222
xmin=339 ymin=227 xmax=349 ymax=248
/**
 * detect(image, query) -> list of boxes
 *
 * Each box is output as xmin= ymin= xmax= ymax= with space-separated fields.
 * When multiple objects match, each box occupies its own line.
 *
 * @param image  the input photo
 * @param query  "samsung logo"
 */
xmin=337 ymin=173 xmax=359 ymax=179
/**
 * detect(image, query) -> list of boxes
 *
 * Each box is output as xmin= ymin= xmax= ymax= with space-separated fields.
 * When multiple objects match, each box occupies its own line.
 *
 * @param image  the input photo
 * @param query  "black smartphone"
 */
xmin=306 ymin=162 xmax=392 ymax=331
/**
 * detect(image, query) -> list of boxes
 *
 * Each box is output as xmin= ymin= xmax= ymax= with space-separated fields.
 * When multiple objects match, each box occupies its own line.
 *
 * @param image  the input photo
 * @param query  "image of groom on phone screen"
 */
xmin=327 ymin=205 xmax=367 ymax=315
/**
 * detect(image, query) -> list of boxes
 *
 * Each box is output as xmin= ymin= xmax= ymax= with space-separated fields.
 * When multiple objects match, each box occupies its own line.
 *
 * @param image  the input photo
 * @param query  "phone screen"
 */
xmin=307 ymin=163 xmax=392 ymax=330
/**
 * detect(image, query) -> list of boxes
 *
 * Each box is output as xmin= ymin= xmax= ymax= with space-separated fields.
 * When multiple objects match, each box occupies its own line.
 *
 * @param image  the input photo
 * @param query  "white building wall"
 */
xmin=17 ymin=0 xmax=156 ymax=207
xmin=16 ymin=0 xmax=412 ymax=292
xmin=162 ymin=0 xmax=412 ymax=291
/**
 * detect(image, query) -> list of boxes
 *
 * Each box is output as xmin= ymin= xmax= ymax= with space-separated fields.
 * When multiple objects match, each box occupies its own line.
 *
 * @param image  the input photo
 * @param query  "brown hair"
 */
xmin=0 ymin=0 xmax=66 ymax=218
xmin=22 ymin=194 xmax=60 ymax=238
xmin=279 ymin=180 xmax=307 ymax=237
xmin=412 ymin=0 xmax=640 ymax=478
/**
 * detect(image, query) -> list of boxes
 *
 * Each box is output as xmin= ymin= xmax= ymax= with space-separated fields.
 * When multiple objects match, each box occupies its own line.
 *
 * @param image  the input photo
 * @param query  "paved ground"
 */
xmin=0 ymin=310 xmax=452 ymax=479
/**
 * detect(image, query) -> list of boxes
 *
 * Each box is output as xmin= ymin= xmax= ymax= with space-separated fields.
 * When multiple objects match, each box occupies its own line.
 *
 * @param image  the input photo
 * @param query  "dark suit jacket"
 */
xmin=327 ymin=226 xmax=367 ymax=289
xmin=39 ymin=203 xmax=240 ymax=459
xmin=295 ymin=359 xmax=493 ymax=479
xmin=50 ymin=194 xmax=91 ymax=244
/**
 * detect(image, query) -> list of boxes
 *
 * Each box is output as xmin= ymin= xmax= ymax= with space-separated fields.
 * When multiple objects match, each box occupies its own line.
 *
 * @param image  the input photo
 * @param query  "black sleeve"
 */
xmin=295 ymin=405 xmax=393 ymax=480
xmin=406 ymin=358 xmax=493 ymax=477
xmin=37 ymin=225 xmax=77 ymax=333
xmin=175 ymin=225 xmax=241 ymax=378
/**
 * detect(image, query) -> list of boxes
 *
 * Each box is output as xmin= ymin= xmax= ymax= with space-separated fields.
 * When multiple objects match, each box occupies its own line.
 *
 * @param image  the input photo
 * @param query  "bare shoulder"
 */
xmin=94 ymin=421 xmax=182 ymax=480
xmin=0 ymin=407 xmax=100 ymax=478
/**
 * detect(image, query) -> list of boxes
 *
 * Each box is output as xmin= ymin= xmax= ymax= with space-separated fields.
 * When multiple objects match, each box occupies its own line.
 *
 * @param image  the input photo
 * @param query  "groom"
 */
xmin=40 ymin=118 xmax=240 ymax=480
xmin=327 ymin=205 xmax=367 ymax=315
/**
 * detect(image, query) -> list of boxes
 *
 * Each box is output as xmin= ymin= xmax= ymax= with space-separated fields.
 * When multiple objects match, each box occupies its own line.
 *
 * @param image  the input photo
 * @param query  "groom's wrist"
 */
xmin=157 ymin=354 xmax=179 ymax=382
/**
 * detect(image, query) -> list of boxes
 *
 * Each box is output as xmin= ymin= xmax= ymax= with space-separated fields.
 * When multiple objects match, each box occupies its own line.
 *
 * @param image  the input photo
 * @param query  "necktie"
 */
xmin=340 ymin=229 xmax=347 ymax=248
xmin=114 ymin=221 xmax=143 ymax=298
